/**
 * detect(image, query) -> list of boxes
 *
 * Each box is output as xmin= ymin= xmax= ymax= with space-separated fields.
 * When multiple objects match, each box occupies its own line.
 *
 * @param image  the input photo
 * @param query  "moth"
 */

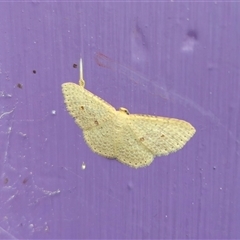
xmin=62 ymin=59 xmax=196 ymax=168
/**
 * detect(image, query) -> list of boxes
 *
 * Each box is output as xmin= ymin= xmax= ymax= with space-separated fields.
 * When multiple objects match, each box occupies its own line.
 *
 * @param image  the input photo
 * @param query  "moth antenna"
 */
xmin=79 ymin=58 xmax=85 ymax=87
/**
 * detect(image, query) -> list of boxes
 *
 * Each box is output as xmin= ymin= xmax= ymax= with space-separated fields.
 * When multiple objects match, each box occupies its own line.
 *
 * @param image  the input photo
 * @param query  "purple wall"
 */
xmin=1 ymin=2 xmax=239 ymax=239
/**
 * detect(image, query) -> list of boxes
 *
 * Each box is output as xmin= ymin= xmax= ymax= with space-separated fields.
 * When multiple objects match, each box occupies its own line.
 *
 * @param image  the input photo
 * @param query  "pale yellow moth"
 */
xmin=62 ymin=59 xmax=196 ymax=168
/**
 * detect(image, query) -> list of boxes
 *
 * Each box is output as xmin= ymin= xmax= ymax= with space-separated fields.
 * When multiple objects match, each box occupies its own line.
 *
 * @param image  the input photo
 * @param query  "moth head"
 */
xmin=118 ymin=107 xmax=130 ymax=115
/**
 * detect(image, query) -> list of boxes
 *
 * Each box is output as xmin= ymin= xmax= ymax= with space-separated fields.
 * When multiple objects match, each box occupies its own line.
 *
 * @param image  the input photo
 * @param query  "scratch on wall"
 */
xmin=0 ymin=226 xmax=17 ymax=239
xmin=27 ymin=174 xmax=61 ymax=207
xmin=1 ymin=109 xmax=15 ymax=165
xmin=0 ymin=109 xmax=14 ymax=120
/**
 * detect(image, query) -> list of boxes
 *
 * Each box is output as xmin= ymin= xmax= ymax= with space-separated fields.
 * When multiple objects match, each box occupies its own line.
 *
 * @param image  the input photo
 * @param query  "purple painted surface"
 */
xmin=0 ymin=2 xmax=239 ymax=239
